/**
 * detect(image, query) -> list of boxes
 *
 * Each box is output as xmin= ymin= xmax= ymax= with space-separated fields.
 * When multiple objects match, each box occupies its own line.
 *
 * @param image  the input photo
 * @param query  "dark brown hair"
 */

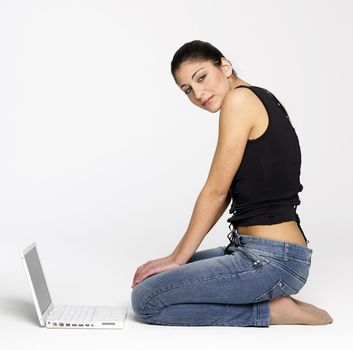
xmin=171 ymin=40 xmax=237 ymax=81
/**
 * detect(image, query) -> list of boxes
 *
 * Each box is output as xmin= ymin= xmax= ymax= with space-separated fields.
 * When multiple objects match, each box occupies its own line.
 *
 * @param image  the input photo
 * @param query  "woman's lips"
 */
xmin=203 ymin=95 xmax=214 ymax=106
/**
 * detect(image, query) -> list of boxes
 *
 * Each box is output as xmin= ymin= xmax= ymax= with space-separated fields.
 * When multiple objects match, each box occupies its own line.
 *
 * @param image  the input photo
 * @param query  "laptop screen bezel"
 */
xmin=21 ymin=242 xmax=54 ymax=326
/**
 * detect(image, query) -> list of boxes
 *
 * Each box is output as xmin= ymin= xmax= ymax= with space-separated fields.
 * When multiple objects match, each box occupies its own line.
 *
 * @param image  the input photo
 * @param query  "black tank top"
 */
xmin=226 ymin=85 xmax=309 ymax=244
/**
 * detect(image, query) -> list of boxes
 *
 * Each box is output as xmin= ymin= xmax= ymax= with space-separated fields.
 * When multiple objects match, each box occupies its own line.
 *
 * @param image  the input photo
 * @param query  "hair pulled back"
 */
xmin=171 ymin=40 xmax=237 ymax=81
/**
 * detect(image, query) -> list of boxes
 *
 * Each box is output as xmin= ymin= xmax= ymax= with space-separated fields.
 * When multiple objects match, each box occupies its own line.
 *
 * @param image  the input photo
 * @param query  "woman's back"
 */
xmin=226 ymin=85 xmax=308 ymax=246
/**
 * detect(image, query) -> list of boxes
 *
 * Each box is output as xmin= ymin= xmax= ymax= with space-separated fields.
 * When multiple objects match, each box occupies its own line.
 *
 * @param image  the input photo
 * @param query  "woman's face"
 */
xmin=174 ymin=59 xmax=233 ymax=113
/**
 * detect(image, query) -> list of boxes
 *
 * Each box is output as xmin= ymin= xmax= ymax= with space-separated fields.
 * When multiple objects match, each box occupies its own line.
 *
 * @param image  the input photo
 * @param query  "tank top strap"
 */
xmin=234 ymin=85 xmax=291 ymax=122
xmin=234 ymin=85 xmax=253 ymax=90
xmin=233 ymin=85 xmax=269 ymax=103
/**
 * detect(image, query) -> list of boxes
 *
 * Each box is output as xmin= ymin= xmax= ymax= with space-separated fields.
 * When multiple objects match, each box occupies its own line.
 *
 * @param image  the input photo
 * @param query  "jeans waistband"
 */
xmin=226 ymin=229 xmax=313 ymax=262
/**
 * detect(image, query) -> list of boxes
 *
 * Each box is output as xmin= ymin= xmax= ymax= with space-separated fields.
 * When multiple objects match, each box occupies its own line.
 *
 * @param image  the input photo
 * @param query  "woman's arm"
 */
xmin=211 ymin=192 xmax=232 ymax=229
xmin=171 ymin=192 xmax=231 ymax=263
xmin=170 ymin=88 xmax=256 ymax=265
xmin=131 ymin=89 xmax=256 ymax=287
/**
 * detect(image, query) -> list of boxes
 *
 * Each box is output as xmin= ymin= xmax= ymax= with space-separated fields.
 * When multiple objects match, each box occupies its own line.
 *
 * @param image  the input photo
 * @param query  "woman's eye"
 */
xmin=198 ymin=74 xmax=206 ymax=82
xmin=184 ymin=87 xmax=191 ymax=95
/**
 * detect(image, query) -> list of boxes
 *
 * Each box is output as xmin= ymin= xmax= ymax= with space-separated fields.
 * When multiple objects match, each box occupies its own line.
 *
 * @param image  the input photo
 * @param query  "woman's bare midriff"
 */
xmin=237 ymin=221 xmax=307 ymax=247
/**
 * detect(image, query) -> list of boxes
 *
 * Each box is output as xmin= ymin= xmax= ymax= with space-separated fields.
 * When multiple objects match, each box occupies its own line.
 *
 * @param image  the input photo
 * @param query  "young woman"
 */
xmin=131 ymin=40 xmax=333 ymax=327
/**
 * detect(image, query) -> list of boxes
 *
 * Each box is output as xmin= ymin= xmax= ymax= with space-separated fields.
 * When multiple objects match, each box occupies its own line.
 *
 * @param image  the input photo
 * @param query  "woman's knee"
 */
xmin=131 ymin=282 xmax=148 ymax=320
xmin=131 ymin=279 xmax=164 ymax=322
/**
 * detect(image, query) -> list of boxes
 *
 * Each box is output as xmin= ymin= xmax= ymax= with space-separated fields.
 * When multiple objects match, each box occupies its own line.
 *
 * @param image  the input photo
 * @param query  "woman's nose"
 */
xmin=193 ymin=87 xmax=204 ymax=100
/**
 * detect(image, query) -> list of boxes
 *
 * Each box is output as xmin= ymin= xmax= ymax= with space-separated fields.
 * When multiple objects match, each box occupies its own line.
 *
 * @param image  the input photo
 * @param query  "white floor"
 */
xmin=1 ymin=234 xmax=352 ymax=350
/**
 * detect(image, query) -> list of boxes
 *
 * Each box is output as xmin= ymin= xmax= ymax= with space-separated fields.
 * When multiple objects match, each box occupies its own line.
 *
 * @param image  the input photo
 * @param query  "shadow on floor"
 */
xmin=0 ymin=296 xmax=39 ymax=325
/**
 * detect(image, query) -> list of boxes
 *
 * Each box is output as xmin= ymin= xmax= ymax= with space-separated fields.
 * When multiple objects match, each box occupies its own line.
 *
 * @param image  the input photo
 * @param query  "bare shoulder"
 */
xmin=220 ymin=87 xmax=260 ymax=125
xmin=221 ymin=86 xmax=259 ymax=110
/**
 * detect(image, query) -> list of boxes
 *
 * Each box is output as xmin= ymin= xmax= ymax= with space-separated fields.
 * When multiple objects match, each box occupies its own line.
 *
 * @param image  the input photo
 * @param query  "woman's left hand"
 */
xmin=131 ymin=255 xmax=181 ymax=288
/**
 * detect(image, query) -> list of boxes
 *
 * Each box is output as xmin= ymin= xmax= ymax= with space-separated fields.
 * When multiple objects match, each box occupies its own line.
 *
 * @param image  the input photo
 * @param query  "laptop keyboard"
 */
xmin=59 ymin=306 xmax=96 ymax=323
xmin=51 ymin=305 xmax=97 ymax=324
xmin=47 ymin=305 xmax=125 ymax=327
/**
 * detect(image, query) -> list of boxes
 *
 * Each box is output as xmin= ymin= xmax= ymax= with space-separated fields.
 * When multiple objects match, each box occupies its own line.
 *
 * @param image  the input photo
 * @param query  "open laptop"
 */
xmin=21 ymin=242 xmax=127 ymax=329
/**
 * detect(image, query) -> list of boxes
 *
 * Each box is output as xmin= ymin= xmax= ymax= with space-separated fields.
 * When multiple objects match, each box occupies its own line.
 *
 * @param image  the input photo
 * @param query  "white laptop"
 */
xmin=21 ymin=242 xmax=127 ymax=329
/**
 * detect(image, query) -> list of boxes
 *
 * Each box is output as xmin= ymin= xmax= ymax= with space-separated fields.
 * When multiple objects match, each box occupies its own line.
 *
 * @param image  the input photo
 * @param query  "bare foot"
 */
xmin=289 ymin=296 xmax=328 ymax=312
xmin=290 ymin=296 xmax=334 ymax=323
xmin=269 ymin=296 xmax=333 ymax=325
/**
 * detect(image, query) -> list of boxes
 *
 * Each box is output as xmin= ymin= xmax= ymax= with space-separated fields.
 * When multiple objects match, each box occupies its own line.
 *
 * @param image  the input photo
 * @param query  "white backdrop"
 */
xmin=1 ymin=0 xmax=352 ymax=348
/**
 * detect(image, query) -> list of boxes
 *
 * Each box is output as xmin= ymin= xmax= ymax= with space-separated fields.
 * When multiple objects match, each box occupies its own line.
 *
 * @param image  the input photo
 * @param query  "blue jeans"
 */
xmin=131 ymin=230 xmax=313 ymax=327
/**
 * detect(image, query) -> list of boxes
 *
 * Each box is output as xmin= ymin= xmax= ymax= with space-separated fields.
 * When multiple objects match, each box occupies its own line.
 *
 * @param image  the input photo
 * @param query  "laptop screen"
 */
xmin=23 ymin=245 xmax=52 ymax=315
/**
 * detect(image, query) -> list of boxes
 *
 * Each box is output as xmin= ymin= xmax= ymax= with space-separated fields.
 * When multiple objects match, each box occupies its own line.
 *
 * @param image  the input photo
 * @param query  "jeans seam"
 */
xmin=144 ymin=319 xmax=256 ymax=327
xmin=142 ymin=254 xmax=272 ymax=313
xmin=145 ymin=305 xmax=259 ymax=327
xmin=142 ymin=273 xmax=236 ymax=313
xmin=269 ymin=258 xmax=307 ymax=284
xmin=256 ymin=301 xmax=270 ymax=327
xmin=141 ymin=266 xmax=270 ymax=315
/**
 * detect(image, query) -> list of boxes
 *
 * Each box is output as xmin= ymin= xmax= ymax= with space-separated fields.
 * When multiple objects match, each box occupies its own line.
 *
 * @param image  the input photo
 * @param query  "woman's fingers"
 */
xmin=131 ymin=256 xmax=181 ymax=288
xmin=132 ymin=261 xmax=162 ymax=287
xmin=133 ymin=262 xmax=180 ymax=287
xmin=132 ymin=262 xmax=151 ymax=287
xmin=134 ymin=262 xmax=155 ymax=285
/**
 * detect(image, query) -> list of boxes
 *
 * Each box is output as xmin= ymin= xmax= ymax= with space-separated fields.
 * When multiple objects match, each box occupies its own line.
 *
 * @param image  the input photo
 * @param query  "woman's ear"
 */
xmin=220 ymin=57 xmax=233 ymax=78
